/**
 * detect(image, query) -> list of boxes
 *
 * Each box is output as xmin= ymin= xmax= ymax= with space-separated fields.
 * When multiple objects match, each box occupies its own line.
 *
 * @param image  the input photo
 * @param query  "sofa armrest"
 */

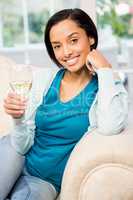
xmin=60 ymin=128 xmax=133 ymax=200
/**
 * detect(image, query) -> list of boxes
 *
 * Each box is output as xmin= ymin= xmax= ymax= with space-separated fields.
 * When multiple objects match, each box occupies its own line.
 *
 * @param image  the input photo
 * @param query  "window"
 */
xmin=0 ymin=0 xmax=80 ymax=66
xmin=0 ymin=0 xmax=24 ymax=47
xmin=0 ymin=0 xmax=80 ymax=48
xmin=96 ymin=0 xmax=133 ymax=126
xmin=96 ymin=0 xmax=133 ymax=69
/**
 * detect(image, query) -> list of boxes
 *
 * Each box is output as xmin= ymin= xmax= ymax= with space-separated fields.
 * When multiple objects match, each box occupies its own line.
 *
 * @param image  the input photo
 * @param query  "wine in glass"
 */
xmin=9 ymin=64 xmax=32 ymax=97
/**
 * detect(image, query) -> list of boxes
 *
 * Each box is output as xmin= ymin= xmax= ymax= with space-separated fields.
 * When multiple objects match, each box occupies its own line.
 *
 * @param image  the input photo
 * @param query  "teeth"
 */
xmin=66 ymin=57 xmax=78 ymax=65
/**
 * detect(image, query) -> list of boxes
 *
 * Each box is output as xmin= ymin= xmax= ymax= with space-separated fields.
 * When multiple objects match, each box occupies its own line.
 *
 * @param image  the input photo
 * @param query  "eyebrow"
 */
xmin=51 ymin=32 xmax=79 ymax=44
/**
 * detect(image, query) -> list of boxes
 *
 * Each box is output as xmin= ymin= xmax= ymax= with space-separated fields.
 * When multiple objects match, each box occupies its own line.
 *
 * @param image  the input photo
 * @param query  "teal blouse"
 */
xmin=25 ymin=69 xmax=98 ymax=192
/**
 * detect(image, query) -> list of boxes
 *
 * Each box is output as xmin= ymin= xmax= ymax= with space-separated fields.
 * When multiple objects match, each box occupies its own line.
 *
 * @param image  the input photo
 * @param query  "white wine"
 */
xmin=9 ymin=81 xmax=32 ymax=96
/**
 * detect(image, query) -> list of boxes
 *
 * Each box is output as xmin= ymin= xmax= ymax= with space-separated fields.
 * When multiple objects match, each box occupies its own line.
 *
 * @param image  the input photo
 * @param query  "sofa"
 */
xmin=0 ymin=55 xmax=133 ymax=200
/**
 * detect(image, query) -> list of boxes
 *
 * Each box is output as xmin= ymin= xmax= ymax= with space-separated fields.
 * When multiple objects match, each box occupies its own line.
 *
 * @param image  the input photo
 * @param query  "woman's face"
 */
xmin=50 ymin=19 xmax=94 ymax=72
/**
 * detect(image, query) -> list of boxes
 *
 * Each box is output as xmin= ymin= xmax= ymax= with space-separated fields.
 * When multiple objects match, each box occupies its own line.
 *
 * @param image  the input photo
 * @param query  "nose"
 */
xmin=63 ymin=45 xmax=72 ymax=58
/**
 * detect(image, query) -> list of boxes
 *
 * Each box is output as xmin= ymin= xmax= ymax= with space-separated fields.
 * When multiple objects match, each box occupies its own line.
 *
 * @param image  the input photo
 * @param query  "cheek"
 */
xmin=54 ymin=51 xmax=63 ymax=64
xmin=80 ymin=46 xmax=90 ymax=59
xmin=77 ymin=41 xmax=90 ymax=54
xmin=53 ymin=50 xmax=61 ymax=60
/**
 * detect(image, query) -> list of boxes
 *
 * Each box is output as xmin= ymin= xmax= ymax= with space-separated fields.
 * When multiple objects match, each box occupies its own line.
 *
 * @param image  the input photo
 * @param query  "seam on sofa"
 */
xmin=79 ymin=163 xmax=133 ymax=200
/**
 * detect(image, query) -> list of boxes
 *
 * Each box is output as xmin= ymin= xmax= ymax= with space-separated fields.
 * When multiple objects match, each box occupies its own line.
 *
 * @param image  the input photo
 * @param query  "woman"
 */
xmin=2 ymin=8 xmax=128 ymax=200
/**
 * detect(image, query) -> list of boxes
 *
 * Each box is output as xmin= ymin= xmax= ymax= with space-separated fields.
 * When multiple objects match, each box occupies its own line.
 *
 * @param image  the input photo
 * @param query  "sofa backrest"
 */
xmin=0 ymin=55 xmax=15 ymax=135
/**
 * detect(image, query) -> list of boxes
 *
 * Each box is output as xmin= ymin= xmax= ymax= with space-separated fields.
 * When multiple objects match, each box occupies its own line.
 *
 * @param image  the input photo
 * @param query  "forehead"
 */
xmin=50 ymin=19 xmax=85 ymax=41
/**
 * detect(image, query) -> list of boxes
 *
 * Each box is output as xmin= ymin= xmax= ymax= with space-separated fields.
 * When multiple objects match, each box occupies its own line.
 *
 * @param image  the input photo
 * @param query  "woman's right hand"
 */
xmin=4 ymin=93 xmax=27 ymax=118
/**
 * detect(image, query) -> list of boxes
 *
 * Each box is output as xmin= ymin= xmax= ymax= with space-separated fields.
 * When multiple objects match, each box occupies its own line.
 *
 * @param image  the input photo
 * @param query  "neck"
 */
xmin=63 ymin=65 xmax=91 ymax=84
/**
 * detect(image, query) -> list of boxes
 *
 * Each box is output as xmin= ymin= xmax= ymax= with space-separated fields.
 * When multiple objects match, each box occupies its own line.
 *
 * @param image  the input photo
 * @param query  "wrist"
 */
xmin=98 ymin=64 xmax=112 ymax=69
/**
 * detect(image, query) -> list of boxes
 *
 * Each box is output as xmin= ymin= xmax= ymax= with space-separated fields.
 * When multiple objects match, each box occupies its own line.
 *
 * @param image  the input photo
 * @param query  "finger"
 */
xmin=4 ymin=102 xmax=26 ymax=111
xmin=5 ymin=108 xmax=24 ymax=116
xmin=87 ymin=61 xmax=94 ymax=71
xmin=8 ymin=92 xmax=27 ymax=103
xmin=4 ymin=97 xmax=27 ymax=107
xmin=86 ymin=59 xmax=97 ymax=74
xmin=86 ymin=58 xmax=93 ymax=70
xmin=86 ymin=60 xmax=96 ymax=75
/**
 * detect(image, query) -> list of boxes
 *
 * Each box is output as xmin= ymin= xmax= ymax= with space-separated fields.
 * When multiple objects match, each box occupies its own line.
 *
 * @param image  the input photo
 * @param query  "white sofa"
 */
xmin=0 ymin=55 xmax=133 ymax=200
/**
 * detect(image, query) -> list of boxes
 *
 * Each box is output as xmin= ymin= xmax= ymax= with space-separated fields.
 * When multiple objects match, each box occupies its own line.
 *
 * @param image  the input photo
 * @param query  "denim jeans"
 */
xmin=0 ymin=135 xmax=24 ymax=200
xmin=0 ymin=135 xmax=58 ymax=200
xmin=9 ymin=170 xmax=58 ymax=200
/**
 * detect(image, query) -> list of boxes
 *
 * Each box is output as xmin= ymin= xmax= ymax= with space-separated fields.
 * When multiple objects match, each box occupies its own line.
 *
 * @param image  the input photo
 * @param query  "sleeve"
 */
xmin=10 ymin=67 xmax=58 ymax=155
xmin=10 ymin=68 xmax=42 ymax=155
xmin=11 ymin=112 xmax=36 ymax=155
xmin=96 ymin=68 xmax=128 ymax=135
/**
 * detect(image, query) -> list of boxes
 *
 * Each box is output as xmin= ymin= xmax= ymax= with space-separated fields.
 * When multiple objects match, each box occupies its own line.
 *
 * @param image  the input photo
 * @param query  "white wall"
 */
xmin=80 ymin=0 xmax=96 ymax=23
xmin=0 ymin=45 xmax=54 ymax=68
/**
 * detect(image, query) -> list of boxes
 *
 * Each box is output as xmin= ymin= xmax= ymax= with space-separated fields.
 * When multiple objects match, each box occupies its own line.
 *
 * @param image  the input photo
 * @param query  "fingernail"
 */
xmin=87 ymin=61 xmax=92 ymax=66
xmin=20 ymin=110 xmax=24 ymax=114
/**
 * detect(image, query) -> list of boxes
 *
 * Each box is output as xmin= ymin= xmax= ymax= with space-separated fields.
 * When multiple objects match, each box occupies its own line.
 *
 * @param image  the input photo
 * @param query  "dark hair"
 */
xmin=44 ymin=8 xmax=98 ymax=67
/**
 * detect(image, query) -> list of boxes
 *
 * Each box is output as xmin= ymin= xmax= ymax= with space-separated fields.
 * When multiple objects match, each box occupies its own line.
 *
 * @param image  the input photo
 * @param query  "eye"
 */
xmin=53 ymin=45 xmax=61 ymax=50
xmin=71 ymin=38 xmax=78 ymax=44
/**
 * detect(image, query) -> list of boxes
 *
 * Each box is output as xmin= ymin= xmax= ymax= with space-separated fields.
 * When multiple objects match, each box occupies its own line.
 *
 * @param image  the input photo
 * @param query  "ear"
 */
xmin=89 ymin=37 xmax=95 ymax=46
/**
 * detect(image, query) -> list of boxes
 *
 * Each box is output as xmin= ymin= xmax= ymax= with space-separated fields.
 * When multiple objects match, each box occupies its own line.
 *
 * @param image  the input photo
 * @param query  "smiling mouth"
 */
xmin=65 ymin=56 xmax=80 ymax=66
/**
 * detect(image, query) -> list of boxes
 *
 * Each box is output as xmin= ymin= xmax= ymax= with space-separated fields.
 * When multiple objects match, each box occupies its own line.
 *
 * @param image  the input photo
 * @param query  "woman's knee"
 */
xmin=10 ymin=175 xmax=58 ymax=200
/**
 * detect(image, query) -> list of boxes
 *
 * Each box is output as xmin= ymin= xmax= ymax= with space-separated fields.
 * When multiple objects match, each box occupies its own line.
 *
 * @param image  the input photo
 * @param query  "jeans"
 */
xmin=0 ymin=135 xmax=24 ymax=200
xmin=0 ymin=135 xmax=58 ymax=200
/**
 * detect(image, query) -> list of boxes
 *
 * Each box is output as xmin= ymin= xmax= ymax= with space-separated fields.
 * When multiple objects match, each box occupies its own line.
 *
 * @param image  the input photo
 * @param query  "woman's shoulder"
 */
xmin=32 ymin=66 xmax=59 ymax=78
xmin=31 ymin=66 xmax=59 ymax=86
xmin=28 ymin=66 xmax=60 ymax=105
xmin=31 ymin=66 xmax=60 ymax=93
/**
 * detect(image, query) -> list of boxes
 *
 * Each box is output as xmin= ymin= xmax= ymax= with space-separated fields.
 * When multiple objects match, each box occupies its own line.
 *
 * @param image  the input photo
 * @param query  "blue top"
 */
xmin=25 ymin=69 xmax=98 ymax=192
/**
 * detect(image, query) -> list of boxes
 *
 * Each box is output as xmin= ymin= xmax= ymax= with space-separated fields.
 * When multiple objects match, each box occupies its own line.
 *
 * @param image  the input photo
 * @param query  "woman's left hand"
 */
xmin=86 ymin=49 xmax=112 ymax=74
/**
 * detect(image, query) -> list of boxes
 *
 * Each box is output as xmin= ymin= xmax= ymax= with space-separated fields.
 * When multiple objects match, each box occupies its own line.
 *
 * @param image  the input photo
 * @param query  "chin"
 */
xmin=65 ymin=64 xmax=85 ymax=72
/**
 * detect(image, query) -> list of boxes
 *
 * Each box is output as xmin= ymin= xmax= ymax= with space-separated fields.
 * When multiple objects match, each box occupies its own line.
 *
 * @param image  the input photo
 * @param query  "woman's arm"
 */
xmin=86 ymin=50 xmax=128 ymax=135
xmin=3 ymin=68 xmax=42 ymax=155
xmin=3 ymin=91 xmax=37 ymax=155
xmin=11 ymin=113 xmax=36 ymax=155
xmin=96 ymin=68 xmax=128 ymax=135
xmin=4 ymin=67 xmax=59 ymax=155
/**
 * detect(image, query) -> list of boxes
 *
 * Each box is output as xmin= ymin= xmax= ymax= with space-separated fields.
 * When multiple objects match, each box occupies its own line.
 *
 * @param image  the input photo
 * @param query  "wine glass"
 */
xmin=9 ymin=64 xmax=32 ymax=98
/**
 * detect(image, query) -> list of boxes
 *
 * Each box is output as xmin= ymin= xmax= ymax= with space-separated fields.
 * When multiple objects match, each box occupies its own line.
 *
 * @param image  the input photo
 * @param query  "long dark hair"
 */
xmin=44 ymin=8 xmax=98 ymax=67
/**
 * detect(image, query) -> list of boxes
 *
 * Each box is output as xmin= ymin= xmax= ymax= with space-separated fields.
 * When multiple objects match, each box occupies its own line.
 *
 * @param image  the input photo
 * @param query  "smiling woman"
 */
xmin=0 ymin=8 xmax=128 ymax=200
xmin=50 ymin=20 xmax=94 ymax=71
xmin=44 ymin=9 xmax=98 ymax=69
